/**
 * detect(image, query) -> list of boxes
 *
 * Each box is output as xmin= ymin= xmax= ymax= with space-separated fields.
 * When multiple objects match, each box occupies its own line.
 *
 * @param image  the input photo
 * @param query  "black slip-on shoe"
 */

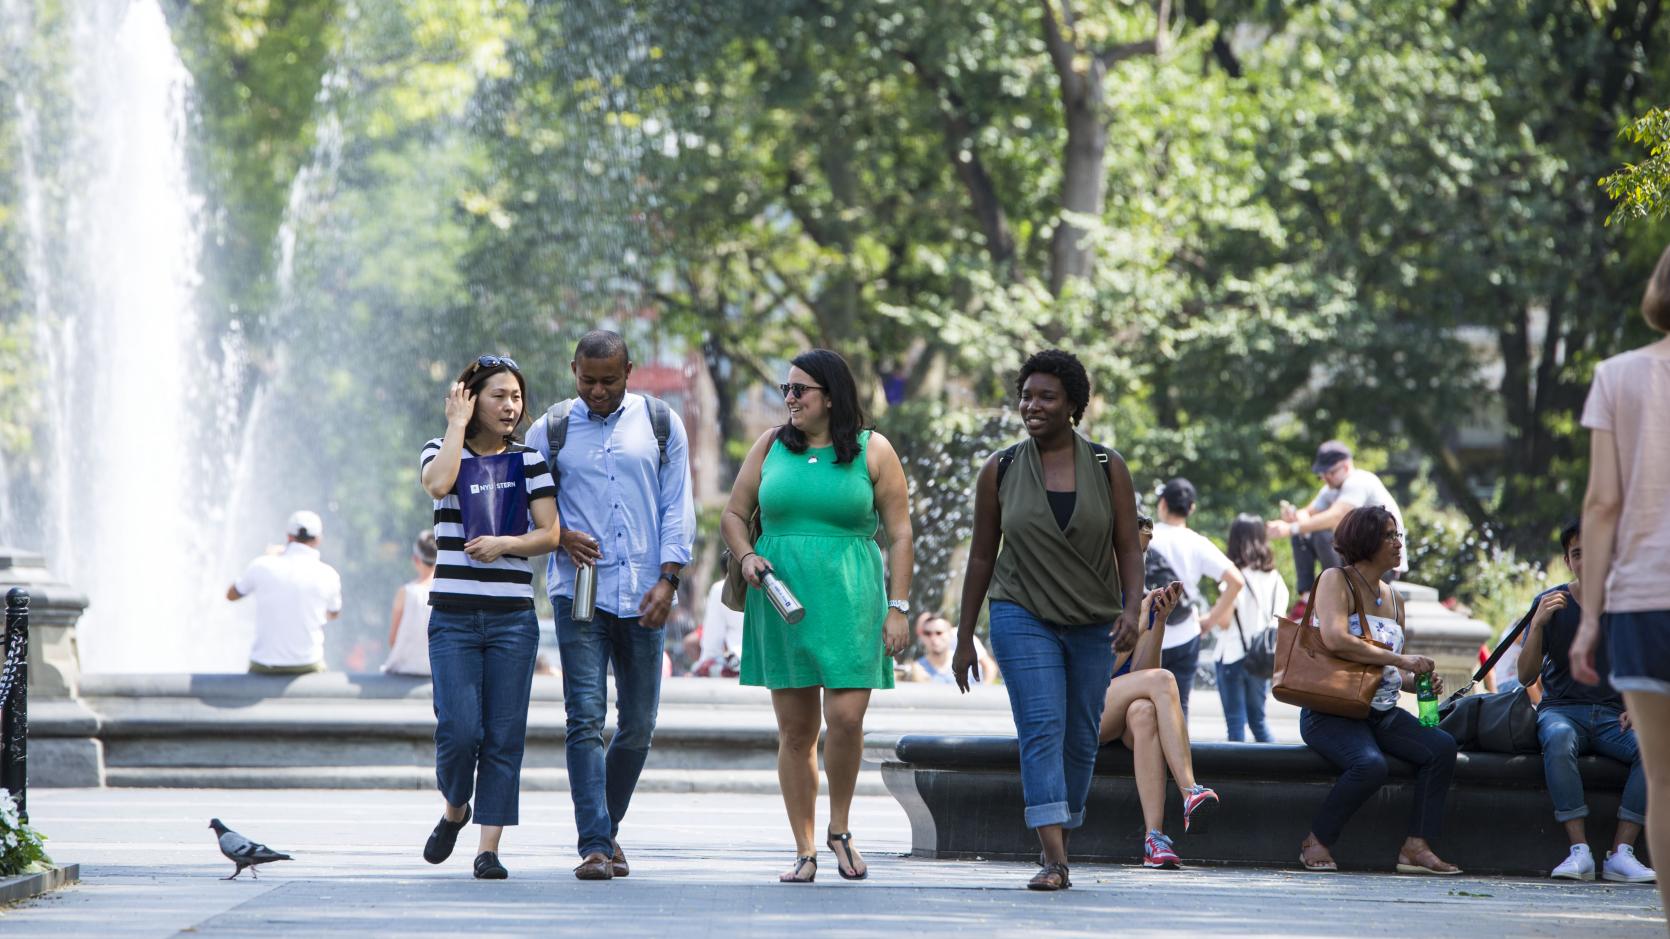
xmin=423 ymin=804 xmax=471 ymax=864
xmin=474 ymin=850 xmax=509 ymax=880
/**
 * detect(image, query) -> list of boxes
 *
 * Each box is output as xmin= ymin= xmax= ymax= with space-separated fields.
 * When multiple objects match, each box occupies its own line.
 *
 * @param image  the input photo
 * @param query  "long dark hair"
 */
xmin=454 ymin=358 xmax=530 ymax=444
xmin=777 ymin=348 xmax=868 ymax=465
xmin=1227 ymin=513 xmax=1275 ymax=572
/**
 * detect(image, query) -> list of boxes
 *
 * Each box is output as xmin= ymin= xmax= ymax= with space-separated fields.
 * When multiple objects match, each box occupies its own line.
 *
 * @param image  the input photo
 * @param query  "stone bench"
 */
xmin=872 ymin=734 xmax=1637 ymax=876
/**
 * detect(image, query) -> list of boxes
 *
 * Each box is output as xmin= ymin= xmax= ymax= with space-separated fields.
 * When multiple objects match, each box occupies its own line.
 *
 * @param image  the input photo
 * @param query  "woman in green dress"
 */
xmin=721 ymin=348 xmax=914 ymax=883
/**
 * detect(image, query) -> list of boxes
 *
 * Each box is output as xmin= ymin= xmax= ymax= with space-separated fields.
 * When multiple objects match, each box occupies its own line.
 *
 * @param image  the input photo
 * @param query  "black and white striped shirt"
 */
xmin=420 ymin=439 xmax=556 ymax=610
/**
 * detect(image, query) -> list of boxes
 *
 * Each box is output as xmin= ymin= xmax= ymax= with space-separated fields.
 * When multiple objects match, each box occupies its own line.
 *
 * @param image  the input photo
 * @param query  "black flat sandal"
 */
xmin=1028 ymin=862 xmax=1070 ymax=891
xmin=826 ymin=831 xmax=868 ymax=881
xmin=473 ymin=850 xmax=508 ymax=880
xmin=423 ymin=804 xmax=471 ymax=864
xmin=778 ymin=855 xmax=817 ymax=883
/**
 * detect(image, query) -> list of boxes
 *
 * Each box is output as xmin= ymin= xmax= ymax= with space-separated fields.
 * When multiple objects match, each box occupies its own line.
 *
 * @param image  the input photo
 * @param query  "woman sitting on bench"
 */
xmin=1098 ymin=513 xmax=1220 ymax=869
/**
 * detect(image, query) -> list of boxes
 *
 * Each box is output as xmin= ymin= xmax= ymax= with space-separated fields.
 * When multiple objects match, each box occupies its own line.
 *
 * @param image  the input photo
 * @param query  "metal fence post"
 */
xmin=1 ymin=588 xmax=28 ymax=821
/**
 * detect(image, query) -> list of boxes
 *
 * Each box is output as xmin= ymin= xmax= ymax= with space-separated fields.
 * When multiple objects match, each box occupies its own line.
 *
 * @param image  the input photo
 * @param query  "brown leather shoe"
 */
xmin=610 ymin=841 xmax=629 ymax=878
xmin=574 ymin=852 xmax=613 ymax=881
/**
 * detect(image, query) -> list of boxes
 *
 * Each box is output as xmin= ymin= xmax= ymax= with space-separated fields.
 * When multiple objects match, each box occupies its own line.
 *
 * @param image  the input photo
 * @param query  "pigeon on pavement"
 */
xmin=209 ymin=818 xmax=293 ymax=880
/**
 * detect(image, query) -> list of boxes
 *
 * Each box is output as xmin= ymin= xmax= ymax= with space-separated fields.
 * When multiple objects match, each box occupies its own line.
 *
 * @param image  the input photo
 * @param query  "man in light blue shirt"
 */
xmin=529 ymin=329 xmax=694 ymax=881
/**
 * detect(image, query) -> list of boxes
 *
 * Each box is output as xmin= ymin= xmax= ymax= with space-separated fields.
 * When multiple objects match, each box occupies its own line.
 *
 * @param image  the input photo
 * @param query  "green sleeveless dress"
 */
xmin=740 ymin=430 xmax=893 ymax=690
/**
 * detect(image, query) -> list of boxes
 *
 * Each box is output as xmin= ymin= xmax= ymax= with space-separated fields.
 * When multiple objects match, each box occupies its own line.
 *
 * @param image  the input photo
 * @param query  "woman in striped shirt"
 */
xmin=418 ymin=354 xmax=561 ymax=880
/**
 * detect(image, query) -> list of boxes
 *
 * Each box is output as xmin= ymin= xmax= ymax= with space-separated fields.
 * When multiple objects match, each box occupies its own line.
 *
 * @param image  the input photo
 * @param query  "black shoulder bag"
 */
xmin=1233 ymin=571 xmax=1280 ymax=680
xmin=1435 ymin=605 xmax=1541 ymax=753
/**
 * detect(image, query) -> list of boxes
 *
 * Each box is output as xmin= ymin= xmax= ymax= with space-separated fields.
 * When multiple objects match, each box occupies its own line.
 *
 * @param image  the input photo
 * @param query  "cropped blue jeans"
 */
xmin=428 ymin=605 xmax=540 ymax=826
xmin=988 ymin=600 xmax=1116 ymax=830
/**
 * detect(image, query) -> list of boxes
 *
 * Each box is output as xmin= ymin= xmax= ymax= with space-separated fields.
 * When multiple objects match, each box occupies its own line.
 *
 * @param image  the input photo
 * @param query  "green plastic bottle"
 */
xmin=1417 ymin=672 xmax=1440 ymax=727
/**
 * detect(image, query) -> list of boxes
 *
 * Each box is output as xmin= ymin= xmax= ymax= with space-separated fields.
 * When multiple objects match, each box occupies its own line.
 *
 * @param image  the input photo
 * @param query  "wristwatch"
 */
xmin=659 ymin=571 xmax=682 ymax=590
xmin=887 ymin=599 xmax=910 ymax=616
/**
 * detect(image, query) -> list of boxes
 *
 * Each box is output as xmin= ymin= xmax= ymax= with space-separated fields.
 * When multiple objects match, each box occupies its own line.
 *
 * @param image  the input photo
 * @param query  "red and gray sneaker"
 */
xmin=1182 ymin=784 xmax=1219 ymax=833
xmin=1143 ymin=830 xmax=1181 ymax=870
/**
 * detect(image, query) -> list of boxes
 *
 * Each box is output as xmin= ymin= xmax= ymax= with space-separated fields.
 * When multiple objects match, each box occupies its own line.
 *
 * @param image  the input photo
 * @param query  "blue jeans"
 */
xmin=1536 ymin=703 xmax=1646 ymax=825
xmin=1215 ymin=659 xmax=1273 ymax=743
xmin=554 ymin=596 xmax=666 ymax=859
xmin=428 ymin=605 xmax=540 ymax=826
xmin=1300 ymin=706 xmax=1457 ymax=847
xmin=987 ymin=600 xmax=1116 ymax=830
xmin=1161 ymin=634 xmax=1201 ymax=716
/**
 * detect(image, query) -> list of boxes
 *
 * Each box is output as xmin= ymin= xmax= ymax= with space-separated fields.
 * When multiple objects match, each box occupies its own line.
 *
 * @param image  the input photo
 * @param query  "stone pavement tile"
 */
xmin=5 ymin=788 xmax=1660 ymax=938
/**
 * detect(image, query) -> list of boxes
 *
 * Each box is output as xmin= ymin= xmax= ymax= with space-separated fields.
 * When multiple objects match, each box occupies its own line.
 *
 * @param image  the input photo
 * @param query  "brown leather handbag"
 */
xmin=1271 ymin=570 xmax=1395 ymax=719
xmin=718 ymin=507 xmax=761 ymax=612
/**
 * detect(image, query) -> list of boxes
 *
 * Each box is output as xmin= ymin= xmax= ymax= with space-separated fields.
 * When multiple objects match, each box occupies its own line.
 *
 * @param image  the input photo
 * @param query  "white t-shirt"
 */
xmin=1310 ymin=468 xmax=1407 ymax=573
xmin=1148 ymin=522 xmax=1234 ymax=650
xmin=699 ymin=580 xmax=745 ymax=662
xmin=1217 ymin=567 xmax=1290 ymax=664
xmin=234 ymin=542 xmax=343 ymax=667
xmin=1581 ymin=344 xmax=1670 ymax=612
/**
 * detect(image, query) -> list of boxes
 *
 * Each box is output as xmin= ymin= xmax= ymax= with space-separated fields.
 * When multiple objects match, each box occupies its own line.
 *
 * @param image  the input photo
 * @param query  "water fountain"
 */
xmin=0 ymin=0 xmax=256 ymax=672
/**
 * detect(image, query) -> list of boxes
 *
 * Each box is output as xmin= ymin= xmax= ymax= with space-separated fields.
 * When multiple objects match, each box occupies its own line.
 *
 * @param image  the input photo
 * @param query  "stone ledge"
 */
xmin=875 ymin=734 xmax=1636 ymax=875
xmin=0 ymin=863 xmax=79 ymax=906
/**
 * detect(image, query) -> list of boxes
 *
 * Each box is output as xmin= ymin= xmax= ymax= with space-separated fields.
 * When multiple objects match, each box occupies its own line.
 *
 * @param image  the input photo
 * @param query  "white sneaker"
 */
xmin=1603 ymin=845 xmax=1657 ymax=884
xmin=1551 ymin=844 xmax=1595 ymax=881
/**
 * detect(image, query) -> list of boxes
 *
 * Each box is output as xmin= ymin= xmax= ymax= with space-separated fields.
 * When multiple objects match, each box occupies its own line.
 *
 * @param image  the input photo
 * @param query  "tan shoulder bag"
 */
xmin=1271 ymin=568 xmax=1394 ymax=719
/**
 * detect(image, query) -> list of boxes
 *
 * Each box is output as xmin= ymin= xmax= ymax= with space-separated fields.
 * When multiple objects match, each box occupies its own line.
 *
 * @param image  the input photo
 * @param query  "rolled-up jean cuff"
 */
xmin=1024 ymin=801 xmax=1071 ymax=829
xmin=1553 ymin=804 xmax=1590 ymax=823
xmin=1064 ymin=809 xmax=1086 ymax=830
xmin=1619 ymin=805 xmax=1648 ymax=825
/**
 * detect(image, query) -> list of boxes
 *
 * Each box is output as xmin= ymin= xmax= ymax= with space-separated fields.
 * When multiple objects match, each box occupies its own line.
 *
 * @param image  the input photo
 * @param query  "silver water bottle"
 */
xmin=760 ymin=571 xmax=805 ymax=624
xmin=571 ymin=562 xmax=597 ymax=623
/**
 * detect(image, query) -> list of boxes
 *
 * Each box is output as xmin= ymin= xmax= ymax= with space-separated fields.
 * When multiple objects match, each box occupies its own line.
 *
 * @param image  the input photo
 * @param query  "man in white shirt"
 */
xmin=692 ymin=579 xmax=745 ymax=677
xmin=1267 ymin=440 xmax=1407 ymax=593
xmin=227 ymin=510 xmax=343 ymax=674
xmin=1149 ymin=478 xmax=1244 ymax=716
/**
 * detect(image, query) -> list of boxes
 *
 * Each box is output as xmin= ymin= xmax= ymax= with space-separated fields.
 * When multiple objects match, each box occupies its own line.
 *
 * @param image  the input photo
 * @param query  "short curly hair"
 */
xmin=1334 ymin=505 xmax=1398 ymax=566
xmin=1015 ymin=349 xmax=1091 ymax=425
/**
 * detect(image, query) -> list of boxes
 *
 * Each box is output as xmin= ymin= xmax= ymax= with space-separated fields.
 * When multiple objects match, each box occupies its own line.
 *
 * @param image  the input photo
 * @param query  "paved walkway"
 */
xmin=4 ymin=788 xmax=1661 ymax=937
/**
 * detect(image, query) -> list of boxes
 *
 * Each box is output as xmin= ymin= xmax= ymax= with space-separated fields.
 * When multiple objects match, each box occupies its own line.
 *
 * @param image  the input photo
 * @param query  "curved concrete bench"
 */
xmin=873 ymin=734 xmax=1637 ymax=875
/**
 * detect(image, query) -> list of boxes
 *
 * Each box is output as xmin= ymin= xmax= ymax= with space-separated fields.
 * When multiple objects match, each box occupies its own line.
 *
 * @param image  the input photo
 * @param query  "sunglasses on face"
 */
xmin=475 ymin=354 xmax=520 ymax=372
xmin=779 ymin=382 xmax=826 ymax=399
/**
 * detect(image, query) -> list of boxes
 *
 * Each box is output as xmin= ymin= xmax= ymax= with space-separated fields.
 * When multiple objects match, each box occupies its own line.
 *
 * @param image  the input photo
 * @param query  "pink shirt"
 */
xmin=1581 ymin=343 xmax=1670 ymax=612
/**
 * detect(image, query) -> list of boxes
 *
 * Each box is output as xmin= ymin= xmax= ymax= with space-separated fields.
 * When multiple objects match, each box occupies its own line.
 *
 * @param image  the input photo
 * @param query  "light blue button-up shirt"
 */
xmin=528 ymin=392 xmax=695 ymax=617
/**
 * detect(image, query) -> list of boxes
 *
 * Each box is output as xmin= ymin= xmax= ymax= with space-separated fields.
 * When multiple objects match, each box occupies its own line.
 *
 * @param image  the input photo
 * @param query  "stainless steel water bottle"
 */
xmin=572 ymin=562 xmax=597 ymax=622
xmin=760 ymin=571 xmax=805 ymax=624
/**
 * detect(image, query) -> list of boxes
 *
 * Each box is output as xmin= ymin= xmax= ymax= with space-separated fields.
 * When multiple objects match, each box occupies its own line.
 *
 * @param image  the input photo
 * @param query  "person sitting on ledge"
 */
xmin=226 ymin=509 xmax=342 ymax=675
xmin=1097 ymin=511 xmax=1215 ymax=870
xmin=1297 ymin=505 xmax=1458 ymax=875
xmin=907 ymin=611 xmax=999 ymax=685
xmin=1518 ymin=520 xmax=1654 ymax=883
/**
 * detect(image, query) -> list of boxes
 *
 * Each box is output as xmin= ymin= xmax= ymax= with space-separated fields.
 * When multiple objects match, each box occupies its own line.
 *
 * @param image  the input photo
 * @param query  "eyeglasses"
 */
xmin=1384 ymin=529 xmax=1405 ymax=544
xmin=475 ymin=354 xmax=520 ymax=372
xmin=779 ymin=382 xmax=825 ymax=399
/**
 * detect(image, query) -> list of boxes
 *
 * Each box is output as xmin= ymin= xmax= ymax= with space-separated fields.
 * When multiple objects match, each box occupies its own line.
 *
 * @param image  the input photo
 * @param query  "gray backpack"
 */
xmin=542 ymin=396 xmax=672 ymax=490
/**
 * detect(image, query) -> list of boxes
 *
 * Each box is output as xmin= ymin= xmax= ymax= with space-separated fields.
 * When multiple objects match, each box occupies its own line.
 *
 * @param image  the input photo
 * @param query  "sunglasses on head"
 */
xmin=474 ymin=354 xmax=520 ymax=372
xmin=779 ymin=382 xmax=825 ymax=399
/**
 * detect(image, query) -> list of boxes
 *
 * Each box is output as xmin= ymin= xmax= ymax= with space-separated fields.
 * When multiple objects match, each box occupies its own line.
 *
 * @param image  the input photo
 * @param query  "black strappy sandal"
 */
xmin=826 ymin=831 xmax=868 ymax=880
xmin=1028 ymin=862 xmax=1071 ymax=891
xmin=778 ymin=855 xmax=817 ymax=883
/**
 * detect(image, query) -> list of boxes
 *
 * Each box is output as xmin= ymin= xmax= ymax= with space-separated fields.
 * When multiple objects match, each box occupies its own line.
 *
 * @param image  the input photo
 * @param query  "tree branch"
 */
xmin=1038 ymin=0 xmax=1083 ymax=100
xmin=901 ymin=49 xmax=1018 ymax=277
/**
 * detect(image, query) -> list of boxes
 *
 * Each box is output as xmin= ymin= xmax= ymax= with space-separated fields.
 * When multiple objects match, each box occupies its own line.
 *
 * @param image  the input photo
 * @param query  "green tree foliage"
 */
xmin=1602 ymin=107 xmax=1670 ymax=224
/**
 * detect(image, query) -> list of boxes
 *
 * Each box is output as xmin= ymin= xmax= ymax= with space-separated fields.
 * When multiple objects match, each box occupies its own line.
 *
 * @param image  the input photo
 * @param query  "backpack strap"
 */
xmin=542 ymin=399 xmax=575 ymax=491
xmin=994 ymin=443 xmax=1022 ymax=492
xmin=645 ymin=395 xmax=672 ymax=466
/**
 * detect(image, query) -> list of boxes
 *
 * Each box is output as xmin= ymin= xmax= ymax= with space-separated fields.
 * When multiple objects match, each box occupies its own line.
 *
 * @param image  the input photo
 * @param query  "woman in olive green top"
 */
xmin=722 ymin=348 xmax=914 ymax=884
xmin=953 ymin=349 xmax=1145 ymax=891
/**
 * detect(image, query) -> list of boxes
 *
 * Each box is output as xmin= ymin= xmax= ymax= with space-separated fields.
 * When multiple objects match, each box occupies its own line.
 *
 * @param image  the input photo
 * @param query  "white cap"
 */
xmin=286 ymin=510 xmax=324 ymax=540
